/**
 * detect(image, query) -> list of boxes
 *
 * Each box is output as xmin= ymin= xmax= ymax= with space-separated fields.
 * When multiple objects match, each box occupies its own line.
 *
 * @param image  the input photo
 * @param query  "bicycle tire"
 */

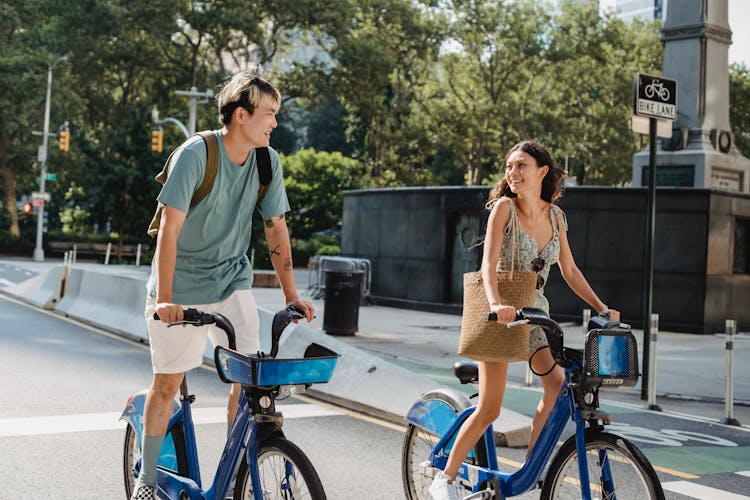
xmin=541 ymin=430 xmax=664 ymax=500
xmin=234 ymin=436 xmax=326 ymax=500
xmin=401 ymin=389 xmax=489 ymax=500
xmin=122 ymin=423 xmax=189 ymax=499
xmin=123 ymin=424 xmax=140 ymax=498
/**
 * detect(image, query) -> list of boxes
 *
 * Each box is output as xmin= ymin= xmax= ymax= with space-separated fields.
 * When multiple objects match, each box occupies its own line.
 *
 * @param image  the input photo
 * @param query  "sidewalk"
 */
xmin=2 ymin=257 xmax=748 ymax=428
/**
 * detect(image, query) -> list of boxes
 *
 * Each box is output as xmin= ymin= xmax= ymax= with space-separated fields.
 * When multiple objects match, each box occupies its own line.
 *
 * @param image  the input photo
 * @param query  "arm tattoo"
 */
xmin=284 ymin=258 xmax=293 ymax=271
xmin=263 ymin=214 xmax=285 ymax=229
xmin=269 ymin=245 xmax=281 ymax=257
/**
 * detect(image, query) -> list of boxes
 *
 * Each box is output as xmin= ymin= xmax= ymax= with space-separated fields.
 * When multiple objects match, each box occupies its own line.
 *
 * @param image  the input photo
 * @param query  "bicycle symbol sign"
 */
xmin=634 ymin=73 xmax=677 ymax=120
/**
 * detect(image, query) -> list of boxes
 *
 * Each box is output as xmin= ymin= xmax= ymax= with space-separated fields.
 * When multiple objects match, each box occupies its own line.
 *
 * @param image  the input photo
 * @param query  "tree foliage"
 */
xmin=282 ymin=148 xmax=368 ymax=240
xmin=730 ymin=63 xmax=750 ymax=156
xmin=3 ymin=0 xmax=731 ymax=246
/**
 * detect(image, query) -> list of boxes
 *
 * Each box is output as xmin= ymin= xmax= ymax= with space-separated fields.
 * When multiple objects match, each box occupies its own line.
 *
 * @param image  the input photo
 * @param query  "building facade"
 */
xmin=600 ymin=0 xmax=666 ymax=21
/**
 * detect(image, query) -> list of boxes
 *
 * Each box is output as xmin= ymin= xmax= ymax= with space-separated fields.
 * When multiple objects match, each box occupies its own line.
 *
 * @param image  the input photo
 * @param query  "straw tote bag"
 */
xmin=458 ymin=270 xmax=537 ymax=362
xmin=459 ymin=198 xmax=538 ymax=362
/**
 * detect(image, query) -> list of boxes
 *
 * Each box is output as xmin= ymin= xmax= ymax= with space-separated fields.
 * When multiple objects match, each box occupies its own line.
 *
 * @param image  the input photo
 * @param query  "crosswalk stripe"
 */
xmin=0 ymin=404 xmax=341 ymax=438
xmin=736 ymin=471 xmax=750 ymax=478
xmin=662 ymin=480 xmax=750 ymax=499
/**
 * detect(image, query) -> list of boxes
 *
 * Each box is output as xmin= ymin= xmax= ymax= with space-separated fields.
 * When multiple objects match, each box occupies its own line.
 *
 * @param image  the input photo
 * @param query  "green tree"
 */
xmin=542 ymin=1 xmax=661 ymax=185
xmin=282 ymin=148 xmax=367 ymax=239
xmin=416 ymin=0 xmax=550 ymax=185
xmin=0 ymin=0 xmax=65 ymax=238
xmin=283 ymin=0 xmax=446 ymax=182
xmin=730 ymin=63 xmax=750 ymax=156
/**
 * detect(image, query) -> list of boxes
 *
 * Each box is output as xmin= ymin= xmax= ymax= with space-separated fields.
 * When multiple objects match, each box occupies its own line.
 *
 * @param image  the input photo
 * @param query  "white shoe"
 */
xmin=429 ymin=471 xmax=463 ymax=500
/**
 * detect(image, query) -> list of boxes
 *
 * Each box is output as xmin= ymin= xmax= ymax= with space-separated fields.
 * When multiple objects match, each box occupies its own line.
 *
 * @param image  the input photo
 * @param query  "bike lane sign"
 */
xmin=634 ymin=73 xmax=677 ymax=120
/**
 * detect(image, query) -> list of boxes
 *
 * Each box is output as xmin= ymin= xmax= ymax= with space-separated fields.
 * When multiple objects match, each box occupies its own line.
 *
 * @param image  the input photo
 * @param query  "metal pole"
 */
xmin=641 ymin=117 xmax=658 ymax=400
xmin=645 ymin=313 xmax=662 ymax=411
xmin=174 ymin=87 xmax=213 ymax=136
xmin=33 ymin=67 xmax=53 ymax=261
xmin=582 ymin=308 xmax=591 ymax=337
xmin=33 ymin=56 xmax=67 ymax=262
xmin=721 ymin=319 xmax=740 ymax=426
xmin=136 ymin=243 xmax=142 ymax=266
xmin=104 ymin=242 xmax=111 ymax=265
xmin=72 ymin=244 xmax=77 ymax=263
xmin=188 ymin=86 xmax=197 ymax=135
xmin=525 ymin=365 xmax=533 ymax=386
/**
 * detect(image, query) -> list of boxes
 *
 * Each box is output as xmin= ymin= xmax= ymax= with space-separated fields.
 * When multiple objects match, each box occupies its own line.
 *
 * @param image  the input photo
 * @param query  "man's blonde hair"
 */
xmin=216 ymin=67 xmax=281 ymax=125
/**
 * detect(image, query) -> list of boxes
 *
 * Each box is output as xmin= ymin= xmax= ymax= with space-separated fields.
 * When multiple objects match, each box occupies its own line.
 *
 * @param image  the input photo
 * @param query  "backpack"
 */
xmin=147 ymin=131 xmax=273 ymax=237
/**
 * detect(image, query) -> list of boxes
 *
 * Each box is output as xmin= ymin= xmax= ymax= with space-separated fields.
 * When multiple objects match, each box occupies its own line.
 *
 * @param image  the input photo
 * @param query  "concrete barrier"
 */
xmin=56 ymin=268 xmax=148 ymax=342
xmin=4 ymin=265 xmax=66 ymax=310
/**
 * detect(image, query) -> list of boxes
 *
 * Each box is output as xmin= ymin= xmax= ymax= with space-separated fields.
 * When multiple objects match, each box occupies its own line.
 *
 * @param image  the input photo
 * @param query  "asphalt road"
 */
xmin=1 ymin=294 xmax=749 ymax=499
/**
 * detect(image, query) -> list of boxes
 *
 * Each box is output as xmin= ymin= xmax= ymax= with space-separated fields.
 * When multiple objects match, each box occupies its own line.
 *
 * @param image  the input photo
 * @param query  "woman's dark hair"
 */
xmin=488 ymin=140 xmax=566 ymax=205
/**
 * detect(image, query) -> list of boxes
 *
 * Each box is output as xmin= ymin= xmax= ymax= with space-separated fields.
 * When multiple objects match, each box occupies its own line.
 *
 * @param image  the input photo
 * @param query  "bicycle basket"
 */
xmin=580 ymin=328 xmax=639 ymax=389
xmin=214 ymin=343 xmax=339 ymax=387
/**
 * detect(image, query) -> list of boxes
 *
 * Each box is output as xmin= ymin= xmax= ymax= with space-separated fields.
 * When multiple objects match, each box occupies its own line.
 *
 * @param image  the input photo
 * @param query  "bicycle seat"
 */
xmin=453 ymin=361 xmax=479 ymax=384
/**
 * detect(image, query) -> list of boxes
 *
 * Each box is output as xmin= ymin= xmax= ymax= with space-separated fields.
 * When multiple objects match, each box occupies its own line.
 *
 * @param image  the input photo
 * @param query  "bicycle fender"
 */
xmin=405 ymin=388 xmax=472 ymax=436
xmin=120 ymin=389 xmax=180 ymax=435
xmin=121 ymin=389 xmax=182 ymax=471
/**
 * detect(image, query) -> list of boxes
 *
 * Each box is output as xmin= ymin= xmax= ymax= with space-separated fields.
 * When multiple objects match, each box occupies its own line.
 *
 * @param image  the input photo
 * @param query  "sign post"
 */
xmin=633 ymin=73 xmax=677 ymax=404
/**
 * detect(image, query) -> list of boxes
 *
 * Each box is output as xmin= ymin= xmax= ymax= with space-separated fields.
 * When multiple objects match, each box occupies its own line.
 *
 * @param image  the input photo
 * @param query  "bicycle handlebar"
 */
xmin=154 ymin=309 xmax=236 ymax=351
xmin=154 ymin=304 xmax=306 ymax=358
xmin=486 ymin=307 xmax=596 ymax=368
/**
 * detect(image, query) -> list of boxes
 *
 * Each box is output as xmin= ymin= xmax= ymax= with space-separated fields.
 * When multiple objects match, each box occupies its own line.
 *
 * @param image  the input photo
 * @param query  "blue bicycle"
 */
xmin=402 ymin=307 xmax=664 ymax=499
xmin=121 ymin=305 xmax=337 ymax=499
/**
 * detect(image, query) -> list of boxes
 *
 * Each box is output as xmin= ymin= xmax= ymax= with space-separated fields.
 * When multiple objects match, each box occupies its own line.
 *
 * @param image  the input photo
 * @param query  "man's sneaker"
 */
xmin=428 ymin=471 xmax=464 ymax=500
xmin=130 ymin=482 xmax=156 ymax=500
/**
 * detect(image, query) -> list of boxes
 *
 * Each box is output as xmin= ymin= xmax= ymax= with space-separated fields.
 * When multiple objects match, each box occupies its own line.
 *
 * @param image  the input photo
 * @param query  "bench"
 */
xmin=48 ymin=241 xmax=150 ymax=260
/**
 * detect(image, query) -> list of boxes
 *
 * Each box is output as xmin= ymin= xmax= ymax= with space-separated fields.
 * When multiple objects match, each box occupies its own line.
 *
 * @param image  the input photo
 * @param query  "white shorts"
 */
xmin=145 ymin=288 xmax=260 ymax=374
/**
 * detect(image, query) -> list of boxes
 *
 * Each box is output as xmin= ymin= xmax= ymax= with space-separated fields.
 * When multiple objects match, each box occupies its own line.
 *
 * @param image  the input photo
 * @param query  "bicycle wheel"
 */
xmin=122 ymin=424 xmax=189 ymax=499
xmin=401 ymin=390 xmax=489 ymax=500
xmin=123 ymin=424 xmax=140 ymax=498
xmin=541 ymin=430 xmax=664 ymax=500
xmin=234 ymin=436 xmax=326 ymax=500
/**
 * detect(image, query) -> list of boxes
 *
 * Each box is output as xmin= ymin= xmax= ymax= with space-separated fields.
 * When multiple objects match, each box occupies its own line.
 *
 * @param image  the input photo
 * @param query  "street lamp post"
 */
xmin=33 ymin=56 xmax=67 ymax=262
xmin=174 ymin=87 xmax=214 ymax=135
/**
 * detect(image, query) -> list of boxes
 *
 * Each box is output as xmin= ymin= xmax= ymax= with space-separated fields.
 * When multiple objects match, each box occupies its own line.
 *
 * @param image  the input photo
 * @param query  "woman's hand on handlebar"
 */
xmin=154 ymin=302 xmax=184 ymax=324
xmin=490 ymin=304 xmax=516 ymax=324
xmin=286 ymin=298 xmax=315 ymax=322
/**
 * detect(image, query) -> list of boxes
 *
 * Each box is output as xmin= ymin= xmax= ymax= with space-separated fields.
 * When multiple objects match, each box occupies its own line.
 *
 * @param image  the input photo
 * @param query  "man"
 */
xmin=132 ymin=68 xmax=314 ymax=499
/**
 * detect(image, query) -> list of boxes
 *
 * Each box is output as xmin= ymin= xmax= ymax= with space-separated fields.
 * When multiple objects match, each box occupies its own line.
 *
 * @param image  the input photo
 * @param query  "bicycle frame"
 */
xmin=122 ymin=378 xmax=291 ymax=500
xmin=410 ymin=358 xmax=603 ymax=500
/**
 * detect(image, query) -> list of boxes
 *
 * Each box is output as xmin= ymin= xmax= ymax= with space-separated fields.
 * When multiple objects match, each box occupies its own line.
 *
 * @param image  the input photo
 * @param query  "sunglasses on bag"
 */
xmin=531 ymin=257 xmax=545 ymax=289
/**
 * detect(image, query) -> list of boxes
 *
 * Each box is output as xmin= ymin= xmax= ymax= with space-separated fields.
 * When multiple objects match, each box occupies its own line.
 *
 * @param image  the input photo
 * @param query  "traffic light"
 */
xmin=58 ymin=129 xmax=70 ymax=152
xmin=23 ymin=202 xmax=33 ymax=214
xmin=151 ymin=129 xmax=163 ymax=153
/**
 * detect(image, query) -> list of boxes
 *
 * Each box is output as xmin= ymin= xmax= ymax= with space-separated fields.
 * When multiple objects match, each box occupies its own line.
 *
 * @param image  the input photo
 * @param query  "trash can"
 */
xmin=323 ymin=270 xmax=363 ymax=335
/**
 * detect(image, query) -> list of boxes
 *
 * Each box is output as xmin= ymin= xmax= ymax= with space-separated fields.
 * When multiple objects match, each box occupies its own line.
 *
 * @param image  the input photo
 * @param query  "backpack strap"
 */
xmin=146 ymin=132 xmax=218 ymax=237
xmin=255 ymin=147 xmax=273 ymax=209
xmin=190 ymin=131 xmax=219 ymax=207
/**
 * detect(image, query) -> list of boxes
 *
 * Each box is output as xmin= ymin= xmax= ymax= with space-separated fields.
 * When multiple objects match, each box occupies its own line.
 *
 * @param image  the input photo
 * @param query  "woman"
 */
xmin=430 ymin=140 xmax=620 ymax=500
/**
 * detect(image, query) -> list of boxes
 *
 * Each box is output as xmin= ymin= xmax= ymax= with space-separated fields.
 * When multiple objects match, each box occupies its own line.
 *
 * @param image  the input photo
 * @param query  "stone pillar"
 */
xmin=632 ymin=0 xmax=750 ymax=192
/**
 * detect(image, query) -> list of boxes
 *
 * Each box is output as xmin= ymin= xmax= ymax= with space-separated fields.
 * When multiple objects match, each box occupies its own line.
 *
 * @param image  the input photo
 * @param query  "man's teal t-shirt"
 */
xmin=147 ymin=130 xmax=290 ymax=305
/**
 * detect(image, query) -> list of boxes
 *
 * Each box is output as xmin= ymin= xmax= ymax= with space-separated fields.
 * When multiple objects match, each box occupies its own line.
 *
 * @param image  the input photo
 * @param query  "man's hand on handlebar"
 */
xmin=154 ymin=302 xmax=184 ymax=324
xmin=286 ymin=298 xmax=315 ymax=323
